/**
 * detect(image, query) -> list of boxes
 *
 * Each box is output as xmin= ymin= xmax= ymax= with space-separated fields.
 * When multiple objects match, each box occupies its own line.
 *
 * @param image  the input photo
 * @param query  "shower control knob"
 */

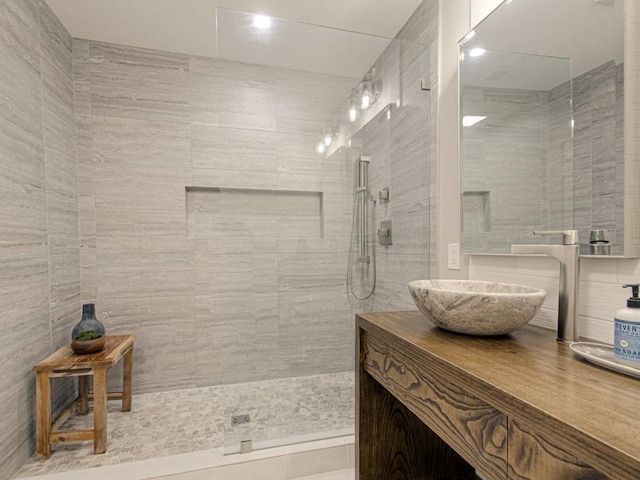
xmin=378 ymin=220 xmax=392 ymax=246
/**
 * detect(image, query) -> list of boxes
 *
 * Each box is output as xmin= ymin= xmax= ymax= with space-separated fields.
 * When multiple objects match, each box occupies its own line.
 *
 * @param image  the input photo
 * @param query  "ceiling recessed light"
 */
xmin=469 ymin=48 xmax=486 ymax=57
xmin=462 ymin=115 xmax=487 ymax=127
xmin=253 ymin=15 xmax=271 ymax=30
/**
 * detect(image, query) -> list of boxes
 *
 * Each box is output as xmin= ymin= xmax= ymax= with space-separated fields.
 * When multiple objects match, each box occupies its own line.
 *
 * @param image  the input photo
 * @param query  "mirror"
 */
xmin=459 ymin=0 xmax=628 ymax=255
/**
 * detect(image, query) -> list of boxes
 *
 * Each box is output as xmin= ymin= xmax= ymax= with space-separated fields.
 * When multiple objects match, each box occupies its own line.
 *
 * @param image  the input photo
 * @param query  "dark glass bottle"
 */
xmin=71 ymin=303 xmax=106 ymax=340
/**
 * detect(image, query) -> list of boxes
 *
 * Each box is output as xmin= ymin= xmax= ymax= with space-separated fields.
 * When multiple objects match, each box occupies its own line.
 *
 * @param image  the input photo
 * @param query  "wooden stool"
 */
xmin=33 ymin=335 xmax=136 ymax=458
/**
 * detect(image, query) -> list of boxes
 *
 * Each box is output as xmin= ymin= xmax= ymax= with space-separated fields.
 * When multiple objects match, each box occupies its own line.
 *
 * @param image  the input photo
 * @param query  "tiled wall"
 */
xmin=469 ymin=255 xmax=640 ymax=344
xmin=362 ymin=0 xmax=437 ymax=312
xmin=74 ymin=38 xmax=361 ymax=392
xmin=0 ymin=1 xmax=80 ymax=478
xmin=74 ymin=1 xmax=439 ymax=393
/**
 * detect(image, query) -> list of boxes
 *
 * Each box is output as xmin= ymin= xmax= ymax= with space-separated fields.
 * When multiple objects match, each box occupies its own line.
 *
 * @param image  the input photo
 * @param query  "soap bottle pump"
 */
xmin=614 ymin=284 xmax=640 ymax=367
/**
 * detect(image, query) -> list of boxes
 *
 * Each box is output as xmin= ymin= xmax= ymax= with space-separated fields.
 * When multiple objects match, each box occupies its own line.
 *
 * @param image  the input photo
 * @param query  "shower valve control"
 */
xmin=378 ymin=187 xmax=390 ymax=204
xmin=378 ymin=220 xmax=392 ymax=246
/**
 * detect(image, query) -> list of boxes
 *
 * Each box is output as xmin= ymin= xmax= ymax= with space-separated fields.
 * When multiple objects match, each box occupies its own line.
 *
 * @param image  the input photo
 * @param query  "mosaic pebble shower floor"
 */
xmin=15 ymin=372 xmax=354 ymax=478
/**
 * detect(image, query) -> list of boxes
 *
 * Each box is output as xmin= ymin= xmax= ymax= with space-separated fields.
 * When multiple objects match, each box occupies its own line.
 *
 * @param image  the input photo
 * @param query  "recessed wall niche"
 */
xmin=186 ymin=187 xmax=324 ymax=239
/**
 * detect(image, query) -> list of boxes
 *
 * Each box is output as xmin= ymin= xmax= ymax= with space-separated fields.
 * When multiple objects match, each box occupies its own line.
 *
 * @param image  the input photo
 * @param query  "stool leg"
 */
xmin=35 ymin=371 xmax=51 ymax=459
xmin=122 ymin=346 xmax=133 ymax=412
xmin=93 ymin=368 xmax=107 ymax=454
xmin=78 ymin=375 xmax=90 ymax=415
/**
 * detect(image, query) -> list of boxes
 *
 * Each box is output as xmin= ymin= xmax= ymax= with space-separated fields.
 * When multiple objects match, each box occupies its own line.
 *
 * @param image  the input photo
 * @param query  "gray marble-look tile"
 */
xmin=79 ymin=207 xmax=96 ymax=253
xmin=90 ymin=41 xmax=191 ymax=123
xmin=50 ymin=300 xmax=81 ymax=350
xmin=72 ymin=38 xmax=91 ymax=115
xmin=92 ymin=115 xmax=192 ymax=169
xmin=0 ymin=257 xmax=49 ymax=345
xmin=276 ymin=132 xmax=352 ymax=179
xmin=387 ymin=200 xmax=430 ymax=255
xmin=132 ymin=336 xmax=197 ymax=392
xmin=0 ymin=187 xmax=48 ymax=258
xmin=194 ymin=254 xmax=252 ymax=297
xmin=40 ymin=14 xmax=76 ymax=155
xmin=47 ymin=199 xmax=80 ymax=255
xmin=95 ymin=208 xmax=193 ymax=254
xmin=80 ymin=253 xmax=97 ymax=303
xmin=190 ymin=187 xmax=277 ymax=215
xmin=76 ymin=158 xmax=95 ymax=210
xmin=278 ymin=252 xmax=347 ymax=292
xmin=192 ymin=168 xmax=278 ymax=190
xmin=49 ymin=253 xmax=81 ymax=309
xmin=97 ymin=254 xmax=194 ymax=299
xmin=99 ymin=295 xmax=196 ymax=340
xmin=189 ymin=55 xmax=219 ymax=126
xmin=0 ymin=113 xmax=45 ymax=197
xmin=0 ymin=0 xmax=43 ymax=138
xmin=44 ymin=147 xmax=78 ymax=205
xmin=191 ymin=124 xmax=278 ymax=172
xmin=94 ymin=164 xmax=191 ymax=211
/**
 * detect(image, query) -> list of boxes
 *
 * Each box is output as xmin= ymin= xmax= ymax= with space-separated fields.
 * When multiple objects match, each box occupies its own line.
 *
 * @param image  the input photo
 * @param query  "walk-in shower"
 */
xmin=347 ymin=156 xmax=377 ymax=300
xmin=13 ymin=5 xmax=432 ymax=476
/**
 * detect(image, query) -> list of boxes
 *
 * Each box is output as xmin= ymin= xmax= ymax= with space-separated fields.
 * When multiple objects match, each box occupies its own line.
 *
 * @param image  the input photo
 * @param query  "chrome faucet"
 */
xmin=511 ymin=230 xmax=580 ymax=342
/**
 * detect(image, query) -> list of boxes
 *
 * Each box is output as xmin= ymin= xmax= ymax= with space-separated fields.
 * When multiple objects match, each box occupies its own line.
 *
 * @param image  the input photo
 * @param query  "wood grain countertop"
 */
xmin=357 ymin=310 xmax=640 ymax=478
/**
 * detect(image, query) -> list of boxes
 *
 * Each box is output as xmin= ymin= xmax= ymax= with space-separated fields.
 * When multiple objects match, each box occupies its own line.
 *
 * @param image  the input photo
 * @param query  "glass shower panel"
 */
xmin=209 ymin=7 xmax=429 ymax=453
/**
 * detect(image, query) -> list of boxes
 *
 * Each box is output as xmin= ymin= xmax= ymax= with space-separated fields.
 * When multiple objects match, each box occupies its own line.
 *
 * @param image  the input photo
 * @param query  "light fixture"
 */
xmin=357 ymin=67 xmax=381 ymax=111
xmin=360 ymin=74 xmax=373 ymax=110
xmin=469 ymin=47 xmax=486 ymax=57
xmin=323 ymin=127 xmax=333 ymax=146
xmin=253 ymin=15 xmax=271 ymax=30
xmin=462 ymin=115 xmax=487 ymax=127
xmin=348 ymin=89 xmax=359 ymax=122
xmin=316 ymin=122 xmax=339 ymax=154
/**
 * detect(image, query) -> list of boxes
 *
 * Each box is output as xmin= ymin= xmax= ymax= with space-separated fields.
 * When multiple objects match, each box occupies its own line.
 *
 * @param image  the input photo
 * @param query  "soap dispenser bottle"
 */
xmin=614 ymin=284 xmax=640 ymax=367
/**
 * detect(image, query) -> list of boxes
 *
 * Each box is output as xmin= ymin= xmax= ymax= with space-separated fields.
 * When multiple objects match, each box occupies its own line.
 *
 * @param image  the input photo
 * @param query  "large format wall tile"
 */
xmin=92 ymin=115 xmax=191 ymax=169
xmin=94 ymin=164 xmax=191 ymax=211
xmin=0 ymin=187 xmax=48 ymax=258
xmin=90 ymin=41 xmax=191 ymax=123
xmin=96 ymin=208 xmax=193 ymax=254
xmin=98 ymin=254 xmax=194 ymax=299
xmin=191 ymin=124 xmax=278 ymax=172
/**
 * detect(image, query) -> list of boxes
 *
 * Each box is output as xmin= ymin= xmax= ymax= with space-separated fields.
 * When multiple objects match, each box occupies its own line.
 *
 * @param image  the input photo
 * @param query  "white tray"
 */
xmin=569 ymin=342 xmax=640 ymax=379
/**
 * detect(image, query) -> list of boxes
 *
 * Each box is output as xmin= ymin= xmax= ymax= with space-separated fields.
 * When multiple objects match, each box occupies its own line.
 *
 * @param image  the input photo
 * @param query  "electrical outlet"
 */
xmin=448 ymin=243 xmax=460 ymax=270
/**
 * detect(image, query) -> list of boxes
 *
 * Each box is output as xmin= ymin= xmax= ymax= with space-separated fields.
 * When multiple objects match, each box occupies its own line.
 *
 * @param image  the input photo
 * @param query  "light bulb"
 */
xmin=348 ymin=89 xmax=359 ymax=122
xmin=361 ymin=93 xmax=371 ymax=110
xmin=360 ymin=78 xmax=373 ymax=110
xmin=323 ymin=129 xmax=332 ymax=146
xmin=316 ymin=140 xmax=326 ymax=154
xmin=253 ymin=15 xmax=271 ymax=30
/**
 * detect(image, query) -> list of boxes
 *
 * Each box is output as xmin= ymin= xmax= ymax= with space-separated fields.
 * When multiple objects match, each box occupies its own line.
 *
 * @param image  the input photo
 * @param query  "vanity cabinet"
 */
xmin=356 ymin=311 xmax=640 ymax=480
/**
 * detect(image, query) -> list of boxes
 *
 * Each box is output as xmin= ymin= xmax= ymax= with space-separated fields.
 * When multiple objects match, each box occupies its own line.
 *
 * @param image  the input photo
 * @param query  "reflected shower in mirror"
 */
xmin=459 ymin=0 xmax=624 ymax=255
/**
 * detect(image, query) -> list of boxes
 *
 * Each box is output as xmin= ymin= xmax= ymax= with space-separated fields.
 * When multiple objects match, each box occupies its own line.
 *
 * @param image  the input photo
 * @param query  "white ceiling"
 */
xmin=44 ymin=0 xmax=424 ymax=76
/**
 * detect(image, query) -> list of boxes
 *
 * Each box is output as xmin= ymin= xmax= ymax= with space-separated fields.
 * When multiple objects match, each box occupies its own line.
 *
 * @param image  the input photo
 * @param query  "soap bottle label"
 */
xmin=614 ymin=319 xmax=640 ymax=364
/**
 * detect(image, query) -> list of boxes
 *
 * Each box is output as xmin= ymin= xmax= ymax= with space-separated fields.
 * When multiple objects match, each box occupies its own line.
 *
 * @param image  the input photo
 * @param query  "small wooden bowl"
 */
xmin=71 ymin=336 xmax=105 ymax=355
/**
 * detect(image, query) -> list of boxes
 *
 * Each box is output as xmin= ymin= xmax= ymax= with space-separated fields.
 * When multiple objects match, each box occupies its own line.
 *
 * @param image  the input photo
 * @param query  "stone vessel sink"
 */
xmin=408 ymin=279 xmax=546 ymax=336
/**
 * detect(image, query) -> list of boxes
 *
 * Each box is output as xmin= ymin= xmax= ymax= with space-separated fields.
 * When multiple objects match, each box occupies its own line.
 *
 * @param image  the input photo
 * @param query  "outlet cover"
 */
xmin=448 ymin=243 xmax=460 ymax=270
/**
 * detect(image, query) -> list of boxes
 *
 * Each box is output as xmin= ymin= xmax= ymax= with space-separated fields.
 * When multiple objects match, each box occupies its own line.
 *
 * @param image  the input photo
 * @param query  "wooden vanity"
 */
xmin=356 ymin=311 xmax=640 ymax=479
